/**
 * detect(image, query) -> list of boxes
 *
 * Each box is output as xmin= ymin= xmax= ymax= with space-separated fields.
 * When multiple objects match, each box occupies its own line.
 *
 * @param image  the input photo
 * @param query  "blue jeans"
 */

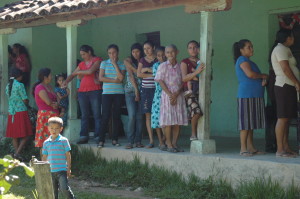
xmin=78 ymin=90 xmax=102 ymax=140
xmin=99 ymin=94 xmax=123 ymax=142
xmin=125 ymin=92 xmax=143 ymax=144
xmin=51 ymin=171 xmax=75 ymax=199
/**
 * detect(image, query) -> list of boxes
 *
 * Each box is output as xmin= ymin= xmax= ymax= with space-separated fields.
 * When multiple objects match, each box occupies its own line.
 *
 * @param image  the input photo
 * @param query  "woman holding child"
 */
xmin=180 ymin=41 xmax=205 ymax=141
xmin=64 ymin=45 xmax=102 ymax=144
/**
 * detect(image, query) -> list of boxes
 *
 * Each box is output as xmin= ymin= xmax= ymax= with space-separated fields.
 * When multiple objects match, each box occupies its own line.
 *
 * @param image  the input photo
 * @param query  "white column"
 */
xmin=0 ymin=28 xmax=16 ymax=137
xmin=57 ymin=20 xmax=82 ymax=142
xmin=190 ymin=12 xmax=216 ymax=154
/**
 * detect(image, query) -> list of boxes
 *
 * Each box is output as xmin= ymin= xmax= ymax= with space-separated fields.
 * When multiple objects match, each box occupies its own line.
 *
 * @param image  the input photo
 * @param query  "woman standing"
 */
xmin=33 ymin=68 xmax=59 ymax=148
xmin=64 ymin=45 xmax=102 ymax=144
xmin=271 ymin=29 xmax=300 ymax=157
xmin=124 ymin=43 xmax=144 ymax=149
xmin=180 ymin=41 xmax=205 ymax=141
xmin=137 ymin=41 xmax=157 ymax=148
xmin=6 ymin=67 xmax=33 ymax=160
xmin=233 ymin=39 xmax=268 ymax=157
xmin=98 ymin=44 xmax=126 ymax=148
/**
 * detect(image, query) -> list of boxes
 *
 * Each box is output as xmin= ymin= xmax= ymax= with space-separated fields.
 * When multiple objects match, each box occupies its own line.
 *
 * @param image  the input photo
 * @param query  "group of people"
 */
xmin=234 ymin=28 xmax=300 ymax=158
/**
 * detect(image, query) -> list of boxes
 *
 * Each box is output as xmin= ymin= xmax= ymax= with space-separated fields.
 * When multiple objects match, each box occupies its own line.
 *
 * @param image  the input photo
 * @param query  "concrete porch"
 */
xmin=77 ymin=135 xmax=300 ymax=188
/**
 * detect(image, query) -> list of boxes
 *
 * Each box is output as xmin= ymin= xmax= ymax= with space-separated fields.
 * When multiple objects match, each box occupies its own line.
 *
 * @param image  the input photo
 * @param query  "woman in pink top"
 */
xmin=64 ymin=45 xmax=102 ymax=144
xmin=32 ymin=68 xmax=59 ymax=147
xmin=13 ymin=43 xmax=31 ymax=87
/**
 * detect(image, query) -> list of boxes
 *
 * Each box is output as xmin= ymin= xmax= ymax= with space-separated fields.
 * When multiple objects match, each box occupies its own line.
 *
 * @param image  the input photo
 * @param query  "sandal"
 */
xmin=135 ymin=142 xmax=144 ymax=148
xmin=174 ymin=147 xmax=184 ymax=152
xmin=158 ymin=145 xmax=167 ymax=151
xmin=112 ymin=140 xmax=120 ymax=147
xmin=97 ymin=142 xmax=104 ymax=148
xmin=240 ymin=151 xmax=253 ymax=157
xmin=145 ymin=143 xmax=154 ymax=148
xmin=190 ymin=136 xmax=198 ymax=141
xmin=249 ymin=150 xmax=266 ymax=155
xmin=167 ymin=148 xmax=177 ymax=153
xmin=125 ymin=143 xmax=133 ymax=149
xmin=276 ymin=152 xmax=296 ymax=158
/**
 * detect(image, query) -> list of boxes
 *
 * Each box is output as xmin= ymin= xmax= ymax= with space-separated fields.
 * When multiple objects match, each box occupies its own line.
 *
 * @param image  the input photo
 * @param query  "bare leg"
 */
xmin=164 ymin=126 xmax=172 ymax=148
xmin=240 ymin=130 xmax=249 ymax=153
xmin=145 ymin=113 xmax=154 ymax=144
xmin=191 ymin=114 xmax=200 ymax=138
xmin=16 ymin=136 xmax=29 ymax=155
xmin=282 ymin=120 xmax=297 ymax=155
xmin=171 ymin=125 xmax=180 ymax=148
xmin=246 ymin=130 xmax=256 ymax=152
xmin=275 ymin=118 xmax=289 ymax=154
xmin=156 ymin=128 xmax=164 ymax=146
xmin=12 ymin=138 xmax=19 ymax=154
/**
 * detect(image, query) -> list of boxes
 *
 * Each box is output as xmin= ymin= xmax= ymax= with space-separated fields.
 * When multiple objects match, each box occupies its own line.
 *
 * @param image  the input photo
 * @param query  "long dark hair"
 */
xmin=130 ymin=43 xmax=144 ymax=66
xmin=79 ymin=45 xmax=95 ymax=56
xmin=32 ymin=68 xmax=51 ymax=96
xmin=232 ymin=39 xmax=251 ymax=63
xmin=268 ymin=29 xmax=294 ymax=66
xmin=8 ymin=67 xmax=23 ymax=97
xmin=13 ymin=43 xmax=31 ymax=66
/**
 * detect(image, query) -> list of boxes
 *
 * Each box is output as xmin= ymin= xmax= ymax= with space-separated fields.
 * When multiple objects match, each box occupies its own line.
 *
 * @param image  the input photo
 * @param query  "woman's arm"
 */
xmin=137 ymin=62 xmax=153 ymax=78
xmin=240 ymin=62 xmax=268 ymax=79
xmin=99 ymin=68 xmax=121 ymax=83
xmin=124 ymin=58 xmax=137 ymax=74
xmin=38 ymin=90 xmax=58 ymax=109
xmin=126 ymin=65 xmax=140 ymax=101
xmin=76 ymin=60 xmax=101 ymax=75
xmin=64 ymin=66 xmax=80 ymax=86
xmin=181 ymin=62 xmax=205 ymax=82
xmin=111 ymin=59 xmax=125 ymax=81
xmin=279 ymin=60 xmax=300 ymax=91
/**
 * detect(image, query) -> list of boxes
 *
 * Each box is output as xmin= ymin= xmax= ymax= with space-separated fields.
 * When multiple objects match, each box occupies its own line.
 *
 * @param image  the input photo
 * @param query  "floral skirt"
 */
xmin=6 ymin=111 xmax=33 ymax=138
xmin=185 ymin=94 xmax=203 ymax=120
xmin=35 ymin=110 xmax=58 ymax=147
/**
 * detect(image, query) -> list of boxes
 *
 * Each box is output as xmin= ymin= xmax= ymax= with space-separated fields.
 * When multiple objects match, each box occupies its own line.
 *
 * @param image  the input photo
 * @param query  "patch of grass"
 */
xmin=71 ymin=145 xmax=300 ymax=199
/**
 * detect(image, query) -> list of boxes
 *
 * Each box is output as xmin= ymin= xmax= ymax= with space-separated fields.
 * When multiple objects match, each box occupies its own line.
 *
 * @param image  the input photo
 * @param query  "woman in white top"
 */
xmin=271 ymin=29 xmax=300 ymax=158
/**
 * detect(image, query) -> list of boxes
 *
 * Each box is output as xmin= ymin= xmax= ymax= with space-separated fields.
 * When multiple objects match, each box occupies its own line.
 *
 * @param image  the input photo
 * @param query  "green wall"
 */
xmin=4 ymin=0 xmax=300 ymax=137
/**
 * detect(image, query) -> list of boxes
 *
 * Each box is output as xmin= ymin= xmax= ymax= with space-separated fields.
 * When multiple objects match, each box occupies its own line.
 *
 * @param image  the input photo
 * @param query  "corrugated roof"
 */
xmin=0 ymin=0 xmax=133 ymax=22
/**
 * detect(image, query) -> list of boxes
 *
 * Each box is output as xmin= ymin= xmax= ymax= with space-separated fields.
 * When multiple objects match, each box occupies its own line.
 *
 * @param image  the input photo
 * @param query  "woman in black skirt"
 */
xmin=233 ymin=39 xmax=268 ymax=157
xmin=271 ymin=29 xmax=300 ymax=158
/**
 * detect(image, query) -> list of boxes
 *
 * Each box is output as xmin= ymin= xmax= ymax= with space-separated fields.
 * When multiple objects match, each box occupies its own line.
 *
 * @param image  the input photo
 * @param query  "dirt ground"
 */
xmin=69 ymin=178 xmax=154 ymax=199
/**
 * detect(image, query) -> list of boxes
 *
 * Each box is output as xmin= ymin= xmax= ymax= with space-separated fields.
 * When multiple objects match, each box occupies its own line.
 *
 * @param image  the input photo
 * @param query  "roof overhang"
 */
xmin=0 ymin=0 xmax=232 ymax=29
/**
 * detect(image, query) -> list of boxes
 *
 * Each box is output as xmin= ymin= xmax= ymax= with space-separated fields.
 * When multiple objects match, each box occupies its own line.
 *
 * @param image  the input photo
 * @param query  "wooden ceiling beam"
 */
xmin=0 ymin=0 xmax=232 ymax=29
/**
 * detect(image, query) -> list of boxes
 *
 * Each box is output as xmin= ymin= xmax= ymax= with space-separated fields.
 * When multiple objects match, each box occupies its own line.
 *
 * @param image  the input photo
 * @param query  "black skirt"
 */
xmin=274 ymin=84 xmax=297 ymax=119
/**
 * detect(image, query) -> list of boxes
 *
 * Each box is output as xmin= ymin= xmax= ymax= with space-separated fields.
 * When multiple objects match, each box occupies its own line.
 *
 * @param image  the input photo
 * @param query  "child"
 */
xmin=151 ymin=46 xmax=167 ymax=150
xmin=55 ymin=74 xmax=69 ymax=123
xmin=6 ymin=67 xmax=33 ymax=160
xmin=184 ymin=60 xmax=201 ymax=97
xmin=155 ymin=44 xmax=188 ymax=153
xmin=42 ymin=117 xmax=75 ymax=199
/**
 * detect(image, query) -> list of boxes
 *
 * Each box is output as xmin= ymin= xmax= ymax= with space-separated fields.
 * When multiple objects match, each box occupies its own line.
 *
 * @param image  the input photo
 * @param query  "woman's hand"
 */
xmin=196 ymin=63 xmax=206 ymax=74
xmin=295 ymin=82 xmax=300 ymax=92
xmin=262 ymin=78 xmax=267 ymax=86
xmin=135 ymin=90 xmax=140 ymax=101
xmin=51 ymin=102 xmax=58 ymax=109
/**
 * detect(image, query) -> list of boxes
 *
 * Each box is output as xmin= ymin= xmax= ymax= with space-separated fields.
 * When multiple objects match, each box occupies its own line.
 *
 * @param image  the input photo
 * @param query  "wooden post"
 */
xmin=32 ymin=162 xmax=55 ymax=199
xmin=0 ymin=28 xmax=16 ymax=137
xmin=190 ymin=12 xmax=216 ymax=154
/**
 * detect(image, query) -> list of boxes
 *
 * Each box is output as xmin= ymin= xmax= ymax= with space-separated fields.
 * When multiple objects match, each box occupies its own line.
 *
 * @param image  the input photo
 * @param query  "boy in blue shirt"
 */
xmin=42 ymin=117 xmax=75 ymax=199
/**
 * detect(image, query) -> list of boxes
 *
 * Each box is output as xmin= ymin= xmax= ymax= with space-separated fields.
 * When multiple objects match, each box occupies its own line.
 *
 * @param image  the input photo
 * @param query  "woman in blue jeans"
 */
xmin=98 ymin=44 xmax=126 ymax=148
xmin=64 ymin=45 xmax=102 ymax=144
xmin=123 ymin=43 xmax=144 ymax=149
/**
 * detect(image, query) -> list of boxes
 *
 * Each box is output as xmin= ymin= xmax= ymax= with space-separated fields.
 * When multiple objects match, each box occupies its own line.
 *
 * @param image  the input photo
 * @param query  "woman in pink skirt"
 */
xmin=6 ymin=67 xmax=33 ymax=160
xmin=155 ymin=44 xmax=188 ymax=153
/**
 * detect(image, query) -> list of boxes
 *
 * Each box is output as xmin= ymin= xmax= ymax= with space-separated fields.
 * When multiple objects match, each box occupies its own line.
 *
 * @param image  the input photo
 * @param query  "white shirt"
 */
xmin=271 ymin=43 xmax=299 ymax=87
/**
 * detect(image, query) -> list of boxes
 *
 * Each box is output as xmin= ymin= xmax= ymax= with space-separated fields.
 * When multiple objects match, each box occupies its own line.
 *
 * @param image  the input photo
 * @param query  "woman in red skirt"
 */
xmin=32 ymin=68 xmax=59 ymax=148
xmin=6 ymin=67 xmax=33 ymax=159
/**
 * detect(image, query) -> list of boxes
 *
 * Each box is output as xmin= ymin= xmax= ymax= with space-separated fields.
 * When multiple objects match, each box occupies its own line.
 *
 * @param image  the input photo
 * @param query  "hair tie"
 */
xmin=9 ymin=77 xmax=15 ymax=80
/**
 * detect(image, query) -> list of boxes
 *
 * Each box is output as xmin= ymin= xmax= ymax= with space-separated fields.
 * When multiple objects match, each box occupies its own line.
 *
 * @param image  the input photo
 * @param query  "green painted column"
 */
xmin=190 ymin=12 xmax=216 ymax=154
xmin=0 ymin=28 xmax=16 ymax=137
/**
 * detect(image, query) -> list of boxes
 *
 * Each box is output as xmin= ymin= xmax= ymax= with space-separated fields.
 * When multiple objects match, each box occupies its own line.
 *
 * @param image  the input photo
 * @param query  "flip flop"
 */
xmin=276 ymin=152 xmax=296 ymax=158
xmin=240 ymin=151 xmax=253 ymax=157
xmin=145 ymin=143 xmax=154 ymax=148
xmin=167 ymin=148 xmax=178 ymax=153
xmin=249 ymin=150 xmax=266 ymax=155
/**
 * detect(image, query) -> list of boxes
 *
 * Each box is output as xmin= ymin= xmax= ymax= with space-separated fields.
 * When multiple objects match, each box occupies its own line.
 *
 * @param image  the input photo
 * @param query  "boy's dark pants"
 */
xmin=51 ymin=171 xmax=75 ymax=199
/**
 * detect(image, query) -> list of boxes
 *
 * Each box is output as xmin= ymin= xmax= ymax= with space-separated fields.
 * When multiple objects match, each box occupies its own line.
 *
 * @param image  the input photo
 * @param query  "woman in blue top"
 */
xmin=6 ymin=67 xmax=33 ymax=160
xmin=233 ymin=39 xmax=268 ymax=157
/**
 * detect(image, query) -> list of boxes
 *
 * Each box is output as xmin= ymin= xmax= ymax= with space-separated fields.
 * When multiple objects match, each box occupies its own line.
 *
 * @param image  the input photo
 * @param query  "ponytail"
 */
xmin=232 ymin=39 xmax=250 ymax=63
xmin=8 ymin=67 xmax=23 ymax=97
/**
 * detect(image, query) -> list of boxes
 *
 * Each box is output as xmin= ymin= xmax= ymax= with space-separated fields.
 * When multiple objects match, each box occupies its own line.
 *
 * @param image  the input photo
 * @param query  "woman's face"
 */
xmin=12 ymin=46 xmax=19 ymax=55
xmin=286 ymin=35 xmax=295 ymax=47
xmin=156 ymin=51 xmax=166 ymax=63
xmin=108 ymin=48 xmax=118 ymax=60
xmin=240 ymin=42 xmax=253 ymax=58
xmin=80 ymin=50 xmax=92 ymax=61
xmin=143 ymin=44 xmax=154 ymax=57
xmin=45 ymin=73 xmax=52 ymax=84
xmin=187 ymin=42 xmax=199 ymax=57
xmin=131 ymin=49 xmax=141 ymax=60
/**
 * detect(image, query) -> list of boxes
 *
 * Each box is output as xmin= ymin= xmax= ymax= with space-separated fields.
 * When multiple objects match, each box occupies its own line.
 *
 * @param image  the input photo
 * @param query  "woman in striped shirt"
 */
xmin=137 ymin=41 xmax=157 ymax=148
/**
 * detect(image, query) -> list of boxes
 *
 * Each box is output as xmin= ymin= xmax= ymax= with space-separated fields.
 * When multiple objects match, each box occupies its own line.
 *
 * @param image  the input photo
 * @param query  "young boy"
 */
xmin=42 ymin=117 xmax=75 ymax=199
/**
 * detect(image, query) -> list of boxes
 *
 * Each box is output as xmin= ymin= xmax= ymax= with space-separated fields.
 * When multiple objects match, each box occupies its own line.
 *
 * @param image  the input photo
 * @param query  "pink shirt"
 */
xmin=78 ymin=57 xmax=103 ymax=92
xmin=34 ymin=84 xmax=59 ymax=113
